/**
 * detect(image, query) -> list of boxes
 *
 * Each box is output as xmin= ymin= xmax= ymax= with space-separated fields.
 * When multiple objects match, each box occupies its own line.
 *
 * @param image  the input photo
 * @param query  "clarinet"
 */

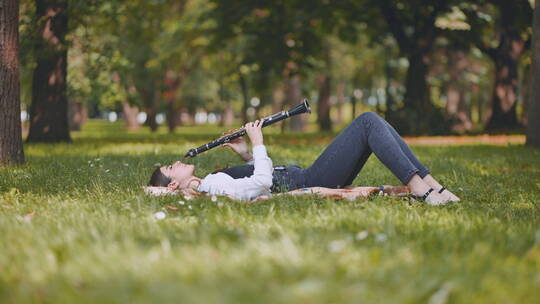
xmin=184 ymin=99 xmax=311 ymax=158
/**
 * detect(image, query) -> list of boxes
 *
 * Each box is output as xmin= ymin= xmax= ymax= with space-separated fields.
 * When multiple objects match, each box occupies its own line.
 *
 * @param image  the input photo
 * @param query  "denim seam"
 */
xmin=418 ymin=168 xmax=430 ymax=178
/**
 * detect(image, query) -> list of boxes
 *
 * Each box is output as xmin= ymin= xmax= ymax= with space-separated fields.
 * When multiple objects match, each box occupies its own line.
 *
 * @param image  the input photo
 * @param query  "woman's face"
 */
xmin=160 ymin=161 xmax=195 ymax=186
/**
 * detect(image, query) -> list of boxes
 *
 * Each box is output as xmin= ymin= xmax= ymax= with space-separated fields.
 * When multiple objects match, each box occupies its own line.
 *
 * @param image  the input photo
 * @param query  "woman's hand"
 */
xmin=222 ymin=136 xmax=252 ymax=162
xmin=245 ymin=120 xmax=264 ymax=146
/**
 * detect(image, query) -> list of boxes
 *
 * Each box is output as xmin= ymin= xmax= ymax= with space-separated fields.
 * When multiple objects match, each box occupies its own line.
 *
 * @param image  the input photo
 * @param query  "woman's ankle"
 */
xmin=407 ymin=175 xmax=432 ymax=196
xmin=406 ymin=174 xmax=453 ymax=205
xmin=422 ymin=174 xmax=443 ymax=190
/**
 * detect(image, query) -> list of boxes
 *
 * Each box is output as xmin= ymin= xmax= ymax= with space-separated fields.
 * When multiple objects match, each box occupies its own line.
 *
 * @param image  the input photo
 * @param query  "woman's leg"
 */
xmin=338 ymin=114 xmax=431 ymax=185
xmin=377 ymin=115 xmax=430 ymax=178
xmin=301 ymin=112 xmax=450 ymax=204
xmin=378 ymin=117 xmax=460 ymax=201
xmin=303 ymin=112 xmax=422 ymax=188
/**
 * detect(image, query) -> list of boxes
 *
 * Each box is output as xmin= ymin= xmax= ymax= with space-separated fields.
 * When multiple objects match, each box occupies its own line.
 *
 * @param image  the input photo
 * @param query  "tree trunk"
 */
xmin=140 ymin=85 xmax=159 ymax=132
xmin=404 ymin=52 xmax=431 ymax=112
xmin=446 ymin=50 xmax=472 ymax=133
xmin=521 ymin=64 xmax=529 ymax=126
xmin=218 ymin=73 xmax=234 ymax=127
xmin=27 ymin=0 xmax=71 ymax=143
xmin=485 ymin=2 xmax=527 ymax=131
xmin=317 ymin=74 xmax=332 ymax=131
xmin=144 ymin=103 xmax=158 ymax=132
xmin=336 ymin=80 xmax=345 ymax=125
xmin=286 ymin=74 xmax=306 ymax=131
xmin=165 ymin=102 xmax=181 ymax=132
xmin=351 ymin=92 xmax=358 ymax=122
xmin=485 ymin=64 xmax=521 ymax=130
xmin=122 ymin=101 xmax=140 ymax=131
xmin=384 ymin=50 xmax=443 ymax=135
xmin=527 ymin=0 xmax=540 ymax=147
xmin=0 ymin=0 xmax=25 ymax=165
xmin=239 ymin=71 xmax=249 ymax=124
xmin=164 ymin=70 xmax=183 ymax=132
xmin=68 ymin=100 xmax=87 ymax=131
xmin=485 ymin=52 xmax=522 ymax=131
xmin=221 ymin=102 xmax=234 ymax=127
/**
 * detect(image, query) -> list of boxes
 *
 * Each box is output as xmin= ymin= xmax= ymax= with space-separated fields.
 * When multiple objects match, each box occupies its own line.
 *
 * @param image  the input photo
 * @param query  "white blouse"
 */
xmin=197 ymin=145 xmax=273 ymax=201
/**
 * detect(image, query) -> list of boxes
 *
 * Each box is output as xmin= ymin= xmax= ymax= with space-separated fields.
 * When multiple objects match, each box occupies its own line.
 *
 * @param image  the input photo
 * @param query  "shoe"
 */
xmin=409 ymin=188 xmax=450 ymax=206
xmin=437 ymin=187 xmax=461 ymax=202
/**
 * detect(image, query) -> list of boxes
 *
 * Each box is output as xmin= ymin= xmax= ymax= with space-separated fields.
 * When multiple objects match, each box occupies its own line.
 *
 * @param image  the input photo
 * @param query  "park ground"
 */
xmin=0 ymin=121 xmax=539 ymax=303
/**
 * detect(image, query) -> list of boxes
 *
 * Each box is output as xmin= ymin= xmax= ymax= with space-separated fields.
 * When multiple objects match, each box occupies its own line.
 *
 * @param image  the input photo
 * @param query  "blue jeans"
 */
xmin=272 ymin=112 xmax=430 ymax=191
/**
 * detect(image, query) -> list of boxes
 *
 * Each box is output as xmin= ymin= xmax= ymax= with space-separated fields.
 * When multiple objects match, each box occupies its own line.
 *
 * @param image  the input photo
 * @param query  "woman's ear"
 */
xmin=167 ymin=180 xmax=180 ymax=190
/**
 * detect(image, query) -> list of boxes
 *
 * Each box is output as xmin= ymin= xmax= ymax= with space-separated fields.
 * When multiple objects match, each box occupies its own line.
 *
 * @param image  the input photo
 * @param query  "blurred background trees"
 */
xmin=2 ymin=0 xmax=538 ymax=145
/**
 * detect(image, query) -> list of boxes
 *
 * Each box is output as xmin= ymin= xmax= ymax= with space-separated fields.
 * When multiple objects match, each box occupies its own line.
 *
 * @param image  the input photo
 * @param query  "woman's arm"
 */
xmin=200 ymin=144 xmax=273 ymax=201
xmin=228 ymin=120 xmax=272 ymax=195
xmin=200 ymin=120 xmax=273 ymax=201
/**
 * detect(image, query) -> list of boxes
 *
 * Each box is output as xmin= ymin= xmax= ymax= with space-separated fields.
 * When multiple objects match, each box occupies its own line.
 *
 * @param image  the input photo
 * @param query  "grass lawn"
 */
xmin=1 ymin=120 xmax=539 ymax=303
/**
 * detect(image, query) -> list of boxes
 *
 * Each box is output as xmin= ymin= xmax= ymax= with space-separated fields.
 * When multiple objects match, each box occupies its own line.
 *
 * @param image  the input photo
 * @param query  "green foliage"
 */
xmin=0 ymin=122 xmax=539 ymax=303
xmin=209 ymin=0 xmax=336 ymax=77
xmin=15 ymin=0 xmax=533 ymax=133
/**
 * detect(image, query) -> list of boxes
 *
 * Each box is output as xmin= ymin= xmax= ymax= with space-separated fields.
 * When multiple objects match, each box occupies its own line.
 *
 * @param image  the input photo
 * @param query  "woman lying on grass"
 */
xmin=148 ymin=112 xmax=460 ymax=205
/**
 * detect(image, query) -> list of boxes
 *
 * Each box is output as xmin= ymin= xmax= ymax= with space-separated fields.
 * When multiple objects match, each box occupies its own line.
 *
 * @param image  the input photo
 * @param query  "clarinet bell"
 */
xmin=288 ymin=98 xmax=311 ymax=116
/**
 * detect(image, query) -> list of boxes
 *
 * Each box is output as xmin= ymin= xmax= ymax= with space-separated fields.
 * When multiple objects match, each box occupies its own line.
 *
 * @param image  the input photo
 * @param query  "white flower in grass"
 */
xmin=211 ymin=195 xmax=217 ymax=202
xmin=124 ymin=163 xmax=129 ymax=167
xmin=187 ymin=205 xmax=193 ymax=210
xmin=154 ymin=211 xmax=166 ymax=220
xmin=105 ymin=169 xmax=110 ymax=173
xmin=355 ymin=230 xmax=369 ymax=241
xmin=328 ymin=240 xmax=347 ymax=253
xmin=217 ymin=202 xmax=224 ymax=207
xmin=177 ymin=200 xmax=185 ymax=205
xmin=184 ymin=195 xmax=193 ymax=201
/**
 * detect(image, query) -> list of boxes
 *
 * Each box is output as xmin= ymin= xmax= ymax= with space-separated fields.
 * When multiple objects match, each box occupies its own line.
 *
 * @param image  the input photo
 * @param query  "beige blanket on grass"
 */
xmin=144 ymin=185 xmax=410 ymax=201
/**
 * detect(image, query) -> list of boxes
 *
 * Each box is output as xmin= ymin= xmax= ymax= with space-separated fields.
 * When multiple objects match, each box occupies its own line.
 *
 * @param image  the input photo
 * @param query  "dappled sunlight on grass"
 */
xmin=0 ymin=120 xmax=539 ymax=303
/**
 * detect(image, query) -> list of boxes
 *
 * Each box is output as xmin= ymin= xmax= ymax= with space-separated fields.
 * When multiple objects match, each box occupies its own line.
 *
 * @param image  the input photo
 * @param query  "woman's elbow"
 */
xmin=253 ymin=175 xmax=273 ymax=189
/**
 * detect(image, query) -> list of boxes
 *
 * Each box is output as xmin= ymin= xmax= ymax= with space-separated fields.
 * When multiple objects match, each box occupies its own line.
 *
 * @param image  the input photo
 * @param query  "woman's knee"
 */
xmin=356 ymin=112 xmax=379 ymax=123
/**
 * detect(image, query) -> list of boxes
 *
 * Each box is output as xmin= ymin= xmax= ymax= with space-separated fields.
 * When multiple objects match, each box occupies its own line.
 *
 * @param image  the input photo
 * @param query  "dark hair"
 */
xmin=148 ymin=167 xmax=172 ymax=187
